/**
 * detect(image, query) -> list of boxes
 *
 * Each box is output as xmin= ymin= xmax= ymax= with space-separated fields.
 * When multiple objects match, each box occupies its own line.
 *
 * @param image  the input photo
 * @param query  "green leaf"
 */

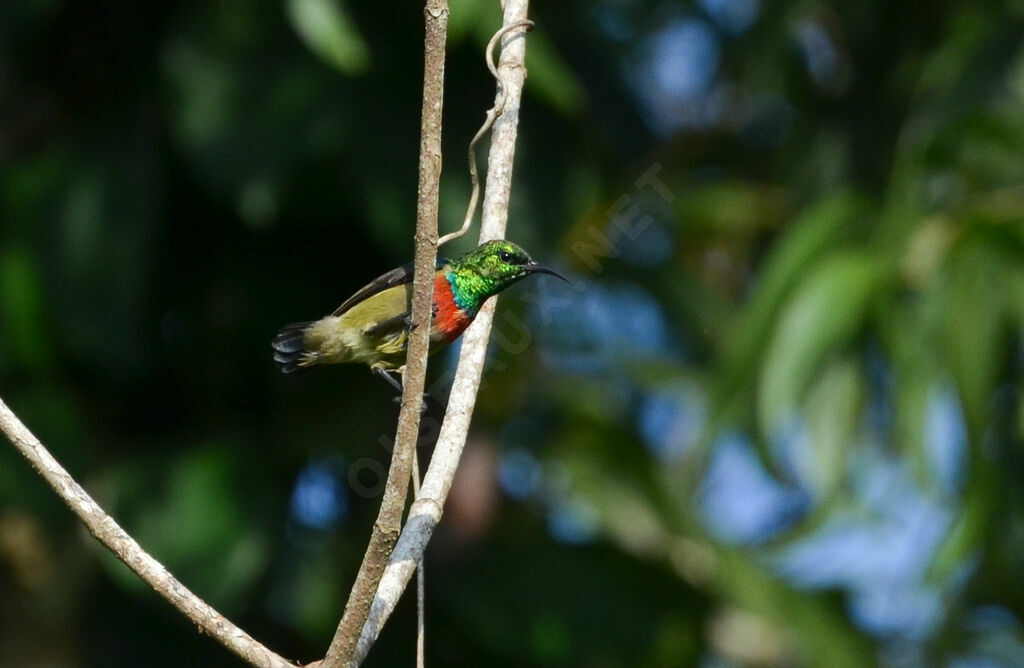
xmin=713 ymin=192 xmax=864 ymax=417
xmin=758 ymin=252 xmax=888 ymax=438
xmin=802 ymin=357 xmax=864 ymax=498
xmin=928 ymin=471 xmax=996 ymax=581
xmin=287 ymin=0 xmax=370 ymax=75
xmin=523 ymin=32 xmax=586 ymax=116
xmin=943 ymin=238 xmax=1009 ymax=431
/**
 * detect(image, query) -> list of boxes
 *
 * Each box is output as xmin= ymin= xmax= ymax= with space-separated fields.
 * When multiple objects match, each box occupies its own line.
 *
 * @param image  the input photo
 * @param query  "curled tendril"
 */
xmin=438 ymin=19 xmax=534 ymax=248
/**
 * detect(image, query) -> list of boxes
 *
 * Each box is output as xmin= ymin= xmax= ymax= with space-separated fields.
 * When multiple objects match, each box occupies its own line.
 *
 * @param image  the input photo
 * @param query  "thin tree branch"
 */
xmin=412 ymin=447 xmax=425 ymax=668
xmin=349 ymin=2 xmax=531 ymax=663
xmin=319 ymin=2 xmax=446 ymax=666
xmin=0 ymin=397 xmax=295 ymax=668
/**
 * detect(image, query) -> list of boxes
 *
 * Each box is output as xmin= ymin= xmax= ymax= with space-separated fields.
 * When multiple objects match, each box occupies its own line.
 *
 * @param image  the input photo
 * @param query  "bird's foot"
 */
xmin=375 ymin=366 xmax=433 ymax=414
xmin=391 ymin=393 xmax=432 ymax=415
xmin=373 ymin=367 xmax=404 ymax=392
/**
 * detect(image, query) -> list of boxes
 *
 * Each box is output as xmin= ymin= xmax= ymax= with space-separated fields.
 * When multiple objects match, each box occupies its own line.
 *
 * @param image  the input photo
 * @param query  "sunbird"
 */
xmin=272 ymin=240 xmax=568 ymax=389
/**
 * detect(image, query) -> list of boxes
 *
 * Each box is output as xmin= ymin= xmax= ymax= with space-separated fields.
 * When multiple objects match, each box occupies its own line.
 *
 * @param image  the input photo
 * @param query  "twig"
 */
xmin=0 ymin=397 xmax=295 ymax=668
xmin=412 ymin=447 xmax=425 ymax=668
xmin=438 ymin=19 xmax=534 ymax=248
xmin=319 ymin=2 xmax=446 ymax=666
xmin=349 ymin=2 xmax=531 ymax=663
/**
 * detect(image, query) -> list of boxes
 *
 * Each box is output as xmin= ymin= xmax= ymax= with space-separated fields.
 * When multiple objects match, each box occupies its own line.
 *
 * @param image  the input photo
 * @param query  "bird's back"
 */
xmin=308 ymin=282 xmax=413 ymax=369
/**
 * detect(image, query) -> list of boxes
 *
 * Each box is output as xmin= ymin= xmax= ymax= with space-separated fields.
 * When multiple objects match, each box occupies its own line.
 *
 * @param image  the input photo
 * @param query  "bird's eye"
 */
xmin=499 ymin=250 xmax=514 ymax=263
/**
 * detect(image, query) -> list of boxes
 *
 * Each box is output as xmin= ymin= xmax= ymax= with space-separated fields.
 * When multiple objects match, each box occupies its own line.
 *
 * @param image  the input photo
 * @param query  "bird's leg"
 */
xmin=373 ymin=366 xmax=404 ymax=393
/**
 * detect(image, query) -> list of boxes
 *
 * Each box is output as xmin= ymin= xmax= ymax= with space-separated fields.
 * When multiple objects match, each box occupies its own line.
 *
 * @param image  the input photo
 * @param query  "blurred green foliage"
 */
xmin=2 ymin=0 xmax=1024 ymax=666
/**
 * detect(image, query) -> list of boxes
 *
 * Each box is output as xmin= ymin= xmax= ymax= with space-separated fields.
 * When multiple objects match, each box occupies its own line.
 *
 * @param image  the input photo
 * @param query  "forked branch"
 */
xmin=350 ymin=1 xmax=532 ymax=662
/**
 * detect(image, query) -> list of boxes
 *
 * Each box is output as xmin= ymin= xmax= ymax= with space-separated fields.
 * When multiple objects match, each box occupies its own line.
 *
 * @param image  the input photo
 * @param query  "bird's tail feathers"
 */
xmin=272 ymin=322 xmax=314 ymax=374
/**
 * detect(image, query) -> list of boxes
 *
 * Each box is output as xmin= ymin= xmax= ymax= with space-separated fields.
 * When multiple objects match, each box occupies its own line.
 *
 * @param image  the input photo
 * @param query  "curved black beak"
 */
xmin=526 ymin=262 xmax=571 ymax=285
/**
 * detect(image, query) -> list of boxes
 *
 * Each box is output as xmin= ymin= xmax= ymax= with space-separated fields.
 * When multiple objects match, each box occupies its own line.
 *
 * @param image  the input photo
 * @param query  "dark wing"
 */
xmin=331 ymin=257 xmax=448 ymax=317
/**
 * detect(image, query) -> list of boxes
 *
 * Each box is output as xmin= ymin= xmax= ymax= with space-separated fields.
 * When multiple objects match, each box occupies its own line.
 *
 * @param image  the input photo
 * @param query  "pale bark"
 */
xmin=348 ymin=1 xmax=531 ymax=664
xmin=0 ymin=398 xmax=294 ymax=668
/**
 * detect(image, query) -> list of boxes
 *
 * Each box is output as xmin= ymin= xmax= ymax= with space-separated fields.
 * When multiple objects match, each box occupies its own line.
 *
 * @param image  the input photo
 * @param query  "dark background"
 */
xmin=2 ymin=0 xmax=1024 ymax=665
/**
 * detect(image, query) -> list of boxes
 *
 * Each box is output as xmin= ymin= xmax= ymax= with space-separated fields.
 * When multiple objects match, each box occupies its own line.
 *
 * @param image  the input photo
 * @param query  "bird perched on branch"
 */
xmin=272 ymin=239 xmax=568 ymax=390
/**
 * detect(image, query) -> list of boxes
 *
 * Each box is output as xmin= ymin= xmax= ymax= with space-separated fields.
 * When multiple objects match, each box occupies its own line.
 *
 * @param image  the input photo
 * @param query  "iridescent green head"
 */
xmin=447 ymin=240 xmax=568 ymax=313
